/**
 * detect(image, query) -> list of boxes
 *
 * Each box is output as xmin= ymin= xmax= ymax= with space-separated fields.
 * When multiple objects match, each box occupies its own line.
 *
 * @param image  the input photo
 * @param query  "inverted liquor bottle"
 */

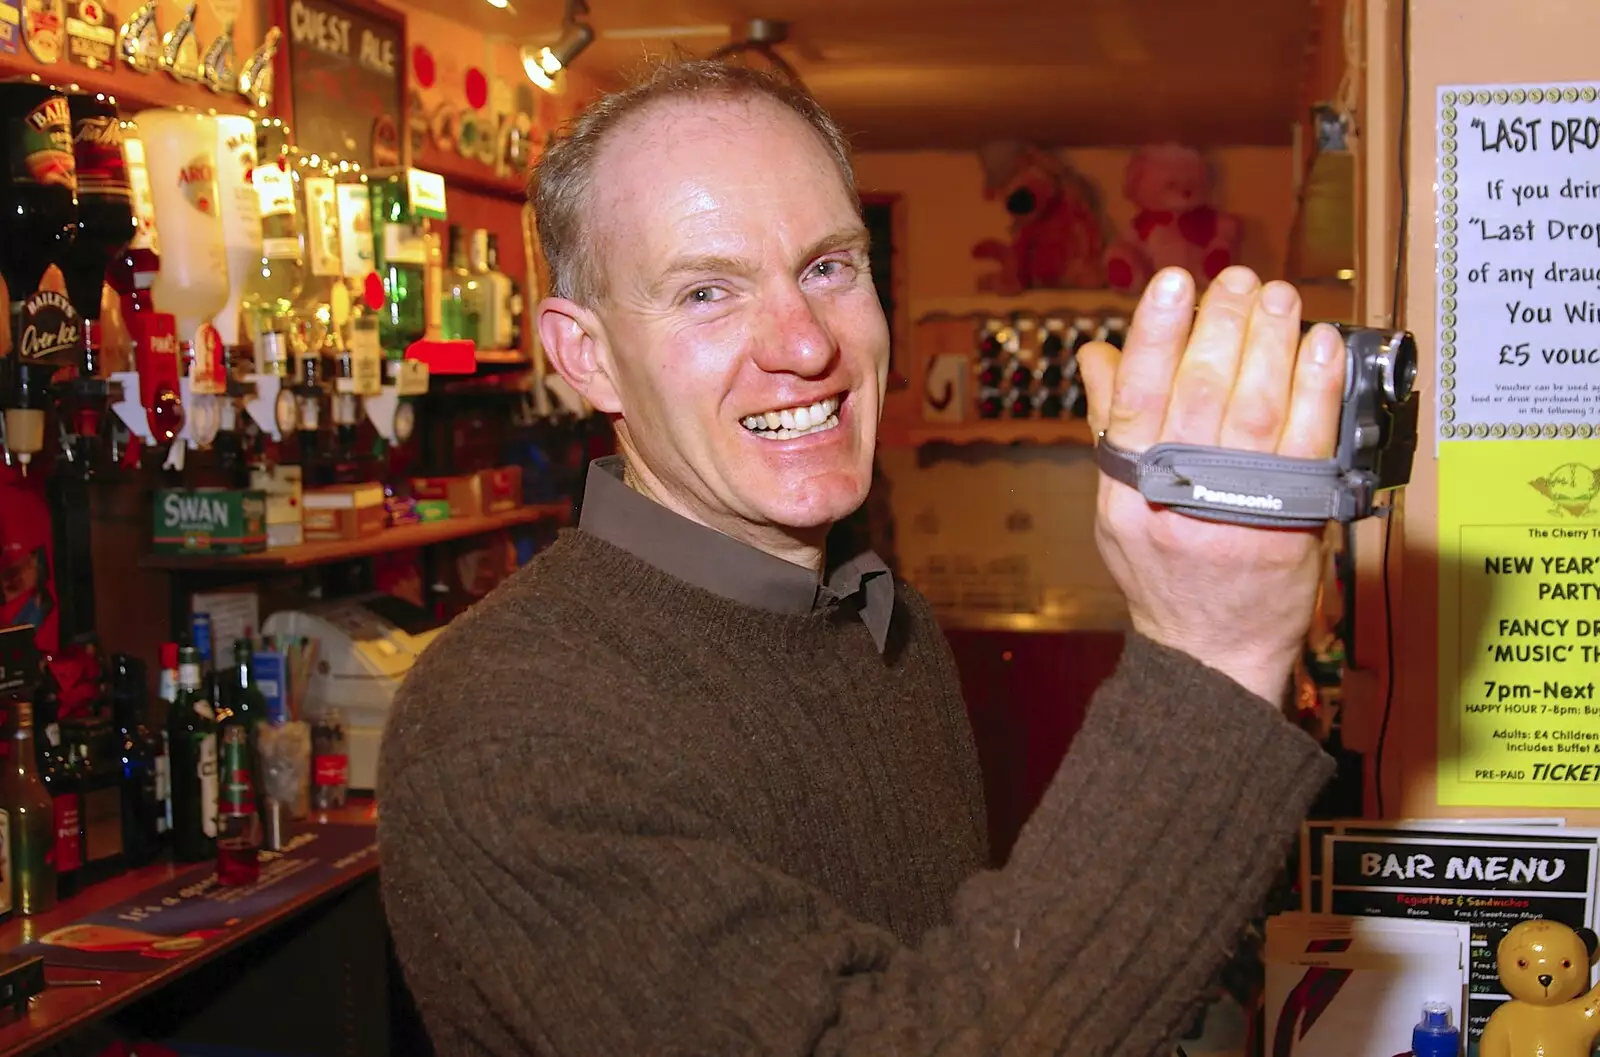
xmin=105 ymin=124 xmax=185 ymax=445
xmin=211 ymin=114 xmax=266 ymax=373
xmin=0 ymin=80 xmax=77 ymax=329
xmin=137 ymin=108 xmax=230 ymax=399
xmin=0 ymin=699 xmax=59 ymax=916
xmin=167 ymin=644 xmax=218 ymax=863
xmin=242 ymin=119 xmax=303 ymax=378
xmin=0 ymin=81 xmax=78 ymax=476
xmin=61 ymin=92 xmax=137 ymax=372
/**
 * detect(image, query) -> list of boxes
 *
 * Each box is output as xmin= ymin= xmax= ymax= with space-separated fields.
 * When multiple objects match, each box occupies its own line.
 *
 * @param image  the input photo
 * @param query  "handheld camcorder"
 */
xmin=1095 ymin=322 xmax=1420 ymax=529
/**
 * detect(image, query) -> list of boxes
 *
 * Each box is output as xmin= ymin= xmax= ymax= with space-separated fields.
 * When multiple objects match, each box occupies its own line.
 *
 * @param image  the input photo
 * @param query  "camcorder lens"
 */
xmin=1385 ymin=332 xmax=1419 ymax=406
xmin=1395 ymin=334 xmax=1420 ymax=404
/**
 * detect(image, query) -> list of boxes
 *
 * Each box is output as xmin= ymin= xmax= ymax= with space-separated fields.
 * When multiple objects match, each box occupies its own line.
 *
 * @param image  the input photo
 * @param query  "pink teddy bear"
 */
xmin=1103 ymin=144 xmax=1243 ymax=294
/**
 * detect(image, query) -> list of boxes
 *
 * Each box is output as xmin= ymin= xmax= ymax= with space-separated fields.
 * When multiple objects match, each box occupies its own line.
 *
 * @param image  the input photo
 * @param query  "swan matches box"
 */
xmin=152 ymin=489 xmax=268 ymax=556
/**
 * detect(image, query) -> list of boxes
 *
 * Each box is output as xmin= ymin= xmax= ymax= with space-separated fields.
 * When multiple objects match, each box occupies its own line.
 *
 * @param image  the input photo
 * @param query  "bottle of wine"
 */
xmin=220 ymin=638 xmax=266 ymax=818
xmin=33 ymin=659 xmax=81 ymax=901
xmin=155 ymin=642 xmax=177 ymax=837
xmin=0 ymin=698 xmax=59 ymax=916
xmin=109 ymin=654 xmax=166 ymax=867
xmin=167 ymin=645 xmax=219 ymax=863
xmin=68 ymin=699 xmax=127 ymax=886
xmin=0 ymin=628 xmax=41 ymax=926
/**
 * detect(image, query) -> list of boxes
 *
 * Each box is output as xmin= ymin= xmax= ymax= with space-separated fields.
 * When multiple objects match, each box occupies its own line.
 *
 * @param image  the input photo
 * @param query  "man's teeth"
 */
xmin=742 ymin=397 xmax=841 ymax=439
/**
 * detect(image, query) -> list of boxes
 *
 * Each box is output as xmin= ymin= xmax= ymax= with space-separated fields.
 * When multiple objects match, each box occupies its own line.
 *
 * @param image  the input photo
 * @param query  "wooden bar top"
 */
xmin=0 ymin=800 xmax=379 ymax=1057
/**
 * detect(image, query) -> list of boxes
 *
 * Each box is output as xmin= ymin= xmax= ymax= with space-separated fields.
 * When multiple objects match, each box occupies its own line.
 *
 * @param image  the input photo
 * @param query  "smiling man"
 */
xmin=379 ymin=60 xmax=1345 ymax=1056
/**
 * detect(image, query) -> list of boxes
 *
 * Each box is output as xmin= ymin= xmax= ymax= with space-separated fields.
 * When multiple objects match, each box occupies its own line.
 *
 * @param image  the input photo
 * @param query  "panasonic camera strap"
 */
xmin=1094 ymin=434 xmax=1370 ymax=530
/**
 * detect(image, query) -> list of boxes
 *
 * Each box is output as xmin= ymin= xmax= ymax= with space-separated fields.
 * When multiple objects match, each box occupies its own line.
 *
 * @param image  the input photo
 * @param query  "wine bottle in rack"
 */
xmin=1071 ymin=316 xmax=1097 ymax=355
xmin=1098 ymin=315 xmax=1129 ymax=350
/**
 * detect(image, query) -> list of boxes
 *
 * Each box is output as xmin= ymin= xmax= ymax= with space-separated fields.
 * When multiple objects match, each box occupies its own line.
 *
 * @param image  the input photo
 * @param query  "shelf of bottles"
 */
xmin=0 ymin=84 xmax=532 ymax=482
xmin=0 ymin=615 xmax=343 ymax=925
xmin=909 ymin=308 xmax=1129 ymax=448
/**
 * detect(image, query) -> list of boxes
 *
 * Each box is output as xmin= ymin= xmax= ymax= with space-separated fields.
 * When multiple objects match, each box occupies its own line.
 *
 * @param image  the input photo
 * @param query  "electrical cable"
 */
xmin=1372 ymin=0 xmax=1411 ymax=819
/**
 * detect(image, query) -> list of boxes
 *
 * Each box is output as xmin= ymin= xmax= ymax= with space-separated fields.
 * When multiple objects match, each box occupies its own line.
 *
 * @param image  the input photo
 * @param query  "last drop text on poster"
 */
xmin=1434 ymin=81 xmax=1600 ymax=443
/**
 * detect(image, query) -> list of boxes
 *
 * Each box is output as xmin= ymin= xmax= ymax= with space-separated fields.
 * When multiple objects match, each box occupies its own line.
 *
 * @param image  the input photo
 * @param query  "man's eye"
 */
xmin=687 ymin=286 xmax=722 ymax=304
xmin=812 ymin=259 xmax=845 ymax=279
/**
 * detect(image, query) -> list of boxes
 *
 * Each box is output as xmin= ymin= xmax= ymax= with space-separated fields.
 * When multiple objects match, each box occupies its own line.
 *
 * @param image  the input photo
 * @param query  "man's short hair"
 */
xmin=529 ymin=59 xmax=858 ymax=307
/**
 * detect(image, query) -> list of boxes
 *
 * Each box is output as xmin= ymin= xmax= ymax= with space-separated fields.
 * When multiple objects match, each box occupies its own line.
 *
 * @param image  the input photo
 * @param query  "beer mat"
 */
xmin=13 ymin=824 xmax=378 ymax=973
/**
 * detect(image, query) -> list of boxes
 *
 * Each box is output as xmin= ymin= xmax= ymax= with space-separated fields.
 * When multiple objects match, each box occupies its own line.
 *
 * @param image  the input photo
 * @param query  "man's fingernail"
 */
xmin=1262 ymin=282 xmax=1298 ymax=317
xmin=1312 ymin=324 xmax=1341 ymax=365
xmin=1151 ymin=269 xmax=1189 ymax=306
xmin=1219 ymin=266 xmax=1258 ymax=295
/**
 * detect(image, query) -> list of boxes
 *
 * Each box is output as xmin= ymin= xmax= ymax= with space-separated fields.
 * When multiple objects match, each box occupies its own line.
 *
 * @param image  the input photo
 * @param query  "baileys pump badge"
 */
xmin=17 ymin=289 xmax=83 ymax=365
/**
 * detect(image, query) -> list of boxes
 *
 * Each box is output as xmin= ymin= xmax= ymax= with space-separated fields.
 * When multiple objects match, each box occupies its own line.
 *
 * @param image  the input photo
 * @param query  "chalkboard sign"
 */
xmin=284 ymin=0 xmax=404 ymax=168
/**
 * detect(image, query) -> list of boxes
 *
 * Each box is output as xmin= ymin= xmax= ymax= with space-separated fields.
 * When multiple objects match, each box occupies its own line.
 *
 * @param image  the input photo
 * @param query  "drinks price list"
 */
xmin=1435 ymin=81 xmax=1600 ymax=808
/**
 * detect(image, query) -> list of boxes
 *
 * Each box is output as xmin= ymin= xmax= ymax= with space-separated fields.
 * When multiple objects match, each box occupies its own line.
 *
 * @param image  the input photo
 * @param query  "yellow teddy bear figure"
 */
xmin=1482 ymin=919 xmax=1600 ymax=1057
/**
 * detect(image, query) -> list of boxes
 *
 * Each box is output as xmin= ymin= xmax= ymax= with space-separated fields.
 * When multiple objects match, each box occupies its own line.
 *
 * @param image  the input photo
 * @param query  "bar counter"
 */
xmin=0 ymin=800 xmax=382 ymax=1057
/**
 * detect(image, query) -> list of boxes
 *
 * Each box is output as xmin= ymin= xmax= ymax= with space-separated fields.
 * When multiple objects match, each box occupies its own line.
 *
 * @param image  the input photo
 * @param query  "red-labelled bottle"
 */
xmin=33 ymin=659 xmax=82 ymax=901
xmin=216 ymin=724 xmax=260 ymax=885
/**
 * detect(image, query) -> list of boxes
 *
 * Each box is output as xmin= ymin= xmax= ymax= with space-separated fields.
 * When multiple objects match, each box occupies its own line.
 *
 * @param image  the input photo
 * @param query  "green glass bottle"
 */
xmin=0 ymin=699 xmax=59 ymax=916
xmin=167 ymin=645 xmax=219 ymax=863
xmin=221 ymin=638 xmax=266 ymax=816
xmin=369 ymin=170 xmax=426 ymax=352
xmin=443 ymin=224 xmax=480 ymax=342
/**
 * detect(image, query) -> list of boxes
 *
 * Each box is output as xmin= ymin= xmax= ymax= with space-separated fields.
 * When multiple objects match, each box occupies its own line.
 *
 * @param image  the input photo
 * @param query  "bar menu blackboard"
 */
xmin=285 ymin=0 xmax=404 ymax=168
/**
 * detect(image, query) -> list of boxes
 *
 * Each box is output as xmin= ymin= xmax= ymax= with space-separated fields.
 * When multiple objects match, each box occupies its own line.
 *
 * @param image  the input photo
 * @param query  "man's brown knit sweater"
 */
xmin=379 ymin=520 xmax=1333 ymax=1055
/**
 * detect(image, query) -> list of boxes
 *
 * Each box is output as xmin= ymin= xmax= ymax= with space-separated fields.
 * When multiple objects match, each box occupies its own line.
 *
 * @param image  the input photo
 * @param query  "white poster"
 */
xmin=1435 ymin=82 xmax=1600 ymax=442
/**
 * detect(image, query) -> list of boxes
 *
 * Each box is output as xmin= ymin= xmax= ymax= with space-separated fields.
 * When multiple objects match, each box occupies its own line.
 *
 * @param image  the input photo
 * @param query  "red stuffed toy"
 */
xmin=972 ymin=140 xmax=1106 ymax=294
xmin=1104 ymin=144 xmax=1243 ymax=294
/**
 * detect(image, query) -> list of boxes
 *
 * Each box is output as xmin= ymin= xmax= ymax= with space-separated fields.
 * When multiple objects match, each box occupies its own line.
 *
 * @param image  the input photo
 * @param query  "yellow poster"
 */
xmin=1438 ymin=439 xmax=1600 ymax=806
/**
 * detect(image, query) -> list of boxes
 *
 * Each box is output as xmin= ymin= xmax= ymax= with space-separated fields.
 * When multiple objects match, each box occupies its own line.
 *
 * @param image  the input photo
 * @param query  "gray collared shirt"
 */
xmin=577 ymin=456 xmax=895 ymax=652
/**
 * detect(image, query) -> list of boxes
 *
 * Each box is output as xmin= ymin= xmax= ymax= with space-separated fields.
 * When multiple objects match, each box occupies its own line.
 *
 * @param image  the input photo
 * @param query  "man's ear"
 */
xmin=538 ymin=297 xmax=622 ymax=415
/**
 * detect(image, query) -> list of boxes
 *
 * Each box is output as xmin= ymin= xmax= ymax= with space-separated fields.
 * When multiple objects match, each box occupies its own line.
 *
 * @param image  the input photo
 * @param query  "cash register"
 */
xmin=262 ymin=593 xmax=445 ymax=792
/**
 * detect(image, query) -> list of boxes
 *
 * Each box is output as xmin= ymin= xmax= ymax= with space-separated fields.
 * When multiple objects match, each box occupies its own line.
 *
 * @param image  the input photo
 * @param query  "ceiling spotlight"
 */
xmin=522 ymin=0 xmax=593 ymax=90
